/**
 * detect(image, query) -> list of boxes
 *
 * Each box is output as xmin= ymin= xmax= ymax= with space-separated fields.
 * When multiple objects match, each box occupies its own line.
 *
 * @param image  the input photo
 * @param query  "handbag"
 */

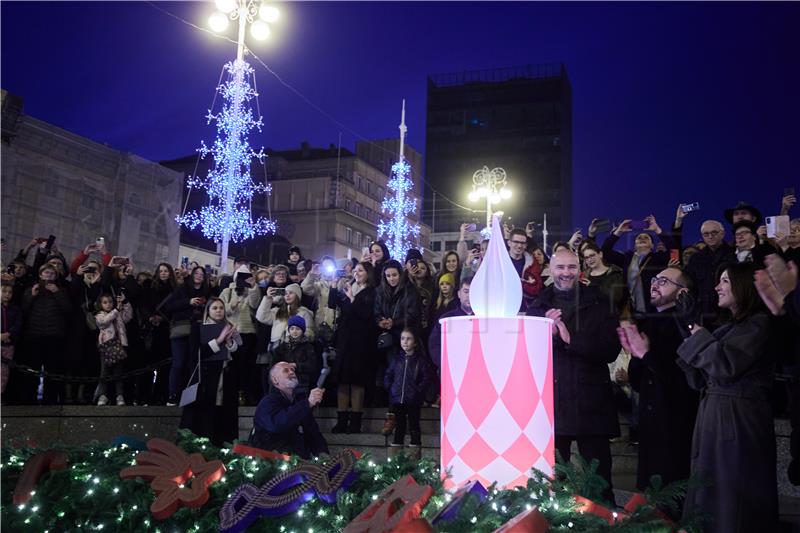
xmin=376 ymin=297 xmax=400 ymax=350
xmin=98 ymin=338 xmax=127 ymax=366
xmin=179 ymin=357 xmax=201 ymax=407
xmin=377 ymin=331 xmax=393 ymax=350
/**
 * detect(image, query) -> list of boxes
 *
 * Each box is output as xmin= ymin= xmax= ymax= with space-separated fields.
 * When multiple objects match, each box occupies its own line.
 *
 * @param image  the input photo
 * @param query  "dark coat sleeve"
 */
xmin=428 ymin=320 xmax=443 ymax=367
xmin=254 ymin=393 xmax=313 ymax=434
xmin=677 ymin=314 xmax=769 ymax=379
xmin=600 ymin=233 xmax=626 ymax=269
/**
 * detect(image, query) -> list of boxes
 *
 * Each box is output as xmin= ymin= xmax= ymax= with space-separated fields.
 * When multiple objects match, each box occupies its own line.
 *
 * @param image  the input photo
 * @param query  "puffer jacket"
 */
xmin=384 ymin=349 xmax=434 ymax=406
xmin=96 ymin=303 xmax=133 ymax=346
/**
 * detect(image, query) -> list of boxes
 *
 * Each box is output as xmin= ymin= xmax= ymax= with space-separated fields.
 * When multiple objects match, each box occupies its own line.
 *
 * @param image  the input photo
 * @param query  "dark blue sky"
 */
xmin=3 ymin=1 xmax=799 ymax=240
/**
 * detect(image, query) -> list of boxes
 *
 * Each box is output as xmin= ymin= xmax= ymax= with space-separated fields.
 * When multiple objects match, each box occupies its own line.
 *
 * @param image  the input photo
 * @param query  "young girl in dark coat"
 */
xmin=179 ymin=297 xmax=242 ymax=446
xmin=384 ymin=327 xmax=434 ymax=459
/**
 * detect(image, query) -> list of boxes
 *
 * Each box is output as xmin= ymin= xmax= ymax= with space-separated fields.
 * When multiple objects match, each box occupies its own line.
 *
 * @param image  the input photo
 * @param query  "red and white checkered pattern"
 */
xmin=441 ymin=316 xmax=554 ymax=490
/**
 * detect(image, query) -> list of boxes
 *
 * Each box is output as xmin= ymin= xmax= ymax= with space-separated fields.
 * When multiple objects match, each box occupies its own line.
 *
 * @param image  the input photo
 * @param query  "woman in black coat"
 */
xmin=373 ymin=260 xmax=421 ymax=410
xmin=163 ymin=266 xmax=212 ymax=405
xmin=179 ymin=298 xmax=242 ymax=446
xmin=65 ymin=260 xmax=103 ymax=403
xmin=676 ymin=262 xmax=777 ymax=532
xmin=327 ymin=261 xmax=378 ymax=433
xmin=139 ymin=263 xmax=177 ymax=404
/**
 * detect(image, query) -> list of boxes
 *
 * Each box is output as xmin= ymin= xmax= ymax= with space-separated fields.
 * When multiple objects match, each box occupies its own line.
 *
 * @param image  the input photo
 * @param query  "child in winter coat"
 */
xmin=1 ymin=281 xmax=22 ymax=396
xmin=273 ymin=315 xmax=321 ymax=400
xmin=95 ymin=293 xmax=133 ymax=406
xmin=383 ymin=327 xmax=434 ymax=459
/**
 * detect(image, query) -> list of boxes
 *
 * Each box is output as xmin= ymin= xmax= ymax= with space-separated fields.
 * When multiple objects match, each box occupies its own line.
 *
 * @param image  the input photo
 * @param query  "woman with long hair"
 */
xmin=327 ymin=261 xmax=379 ymax=433
xmin=144 ymin=263 xmax=177 ymax=405
xmin=179 ymin=297 xmax=242 ymax=446
xmin=163 ymin=266 xmax=211 ymax=406
xmin=675 ymin=262 xmax=777 ymax=531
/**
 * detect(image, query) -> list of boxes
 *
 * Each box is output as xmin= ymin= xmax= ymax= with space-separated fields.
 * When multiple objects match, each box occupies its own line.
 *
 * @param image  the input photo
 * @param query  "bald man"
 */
xmin=527 ymin=250 xmax=621 ymax=501
xmin=684 ymin=220 xmax=736 ymax=322
xmin=248 ymin=362 xmax=328 ymax=459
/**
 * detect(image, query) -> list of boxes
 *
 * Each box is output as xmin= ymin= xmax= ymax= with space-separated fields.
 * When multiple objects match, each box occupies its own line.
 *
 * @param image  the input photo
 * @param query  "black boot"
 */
xmin=348 ymin=412 xmax=363 ymax=434
xmin=332 ymin=411 xmax=349 ymax=434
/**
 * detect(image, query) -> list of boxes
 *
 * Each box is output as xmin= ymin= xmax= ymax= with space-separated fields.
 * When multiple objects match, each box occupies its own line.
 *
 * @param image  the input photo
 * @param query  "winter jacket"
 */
xmin=22 ymin=284 xmax=72 ymax=338
xmin=328 ymin=284 xmax=378 ymax=387
xmin=301 ymin=274 xmax=336 ymax=330
xmin=219 ymin=284 xmax=260 ymax=335
xmin=273 ymin=338 xmax=321 ymax=392
xmin=373 ymin=281 xmax=421 ymax=346
xmin=249 ymin=387 xmax=329 ymax=459
xmin=1 ymin=304 xmax=23 ymax=346
xmin=255 ymin=302 xmax=315 ymax=346
xmin=676 ymin=313 xmax=777 ymax=532
xmin=587 ymin=264 xmax=627 ymax=315
xmin=526 ymin=285 xmax=621 ymax=437
xmin=163 ymin=283 xmax=211 ymax=324
xmin=384 ymin=349 xmax=434 ymax=406
xmin=96 ymin=304 xmax=133 ymax=346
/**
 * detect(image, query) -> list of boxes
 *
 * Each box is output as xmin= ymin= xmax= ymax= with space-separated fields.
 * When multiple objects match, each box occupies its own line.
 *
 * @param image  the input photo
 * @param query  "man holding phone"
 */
xmin=600 ymin=215 xmax=675 ymax=315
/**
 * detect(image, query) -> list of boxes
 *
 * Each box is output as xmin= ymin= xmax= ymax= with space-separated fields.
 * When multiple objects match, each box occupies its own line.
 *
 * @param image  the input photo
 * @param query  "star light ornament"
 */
xmin=177 ymin=59 xmax=276 ymax=261
xmin=377 ymin=100 xmax=420 ymax=261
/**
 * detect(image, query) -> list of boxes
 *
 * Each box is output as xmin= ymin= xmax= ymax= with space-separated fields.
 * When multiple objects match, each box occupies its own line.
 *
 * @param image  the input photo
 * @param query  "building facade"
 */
xmin=163 ymin=140 xmax=431 ymax=267
xmin=423 ymin=64 xmax=573 ymax=244
xmin=1 ymin=90 xmax=183 ymax=272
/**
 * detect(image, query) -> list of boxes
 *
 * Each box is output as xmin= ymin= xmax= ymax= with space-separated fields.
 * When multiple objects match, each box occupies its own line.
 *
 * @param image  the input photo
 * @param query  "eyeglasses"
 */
xmin=650 ymin=276 xmax=685 ymax=288
xmin=701 ymin=230 xmax=721 ymax=238
xmin=734 ymin=230 xmax=752 ymax=237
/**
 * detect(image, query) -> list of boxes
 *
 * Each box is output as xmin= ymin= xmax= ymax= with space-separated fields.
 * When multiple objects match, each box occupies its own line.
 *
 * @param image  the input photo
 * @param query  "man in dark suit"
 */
xmin=526 ymin=250 xmax=621 ymax=501
xmin=249 ymin=362 xmax=328 ymax=459
xmin=618 ymin=267 xmax=699 ymax=491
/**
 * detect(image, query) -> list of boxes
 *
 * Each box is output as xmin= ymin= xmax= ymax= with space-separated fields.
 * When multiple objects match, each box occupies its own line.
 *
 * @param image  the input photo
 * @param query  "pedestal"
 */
xmin=440 ymin=316 xmax=554 ymax=490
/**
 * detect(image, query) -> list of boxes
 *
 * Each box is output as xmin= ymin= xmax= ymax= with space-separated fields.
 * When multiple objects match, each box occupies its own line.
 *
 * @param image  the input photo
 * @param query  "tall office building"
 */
xmin=424 ymin=64 xmax=572 ymax=244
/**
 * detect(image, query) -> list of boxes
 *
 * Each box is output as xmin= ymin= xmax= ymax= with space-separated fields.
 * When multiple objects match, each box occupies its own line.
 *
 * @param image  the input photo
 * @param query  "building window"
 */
xmin=345 ymin=227 xmax=352 ymax=244
xmin=355 ymin=202 xmax=362 ymax=217
xmin=355 ymin=231 xmax=361 ymax=246
xmin=431 ymin=241 xmax=441 ymax=251
xmin=345 ymin=199 xmax=351 ymax=212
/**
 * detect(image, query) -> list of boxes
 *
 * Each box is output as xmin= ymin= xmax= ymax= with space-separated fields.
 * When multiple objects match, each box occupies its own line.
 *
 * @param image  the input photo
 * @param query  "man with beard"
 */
xmin=249 ymin=362 xmax=328 ymax=459
xmin=617 ymin=267 xmax=700 ymax=492
xmin=526 ymin=250 xmax=621 ymax=500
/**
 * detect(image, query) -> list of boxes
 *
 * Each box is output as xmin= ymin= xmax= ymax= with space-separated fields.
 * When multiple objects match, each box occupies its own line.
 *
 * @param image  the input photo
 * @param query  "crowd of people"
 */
xmin=2 ymin=191 xmax=799 ymax=531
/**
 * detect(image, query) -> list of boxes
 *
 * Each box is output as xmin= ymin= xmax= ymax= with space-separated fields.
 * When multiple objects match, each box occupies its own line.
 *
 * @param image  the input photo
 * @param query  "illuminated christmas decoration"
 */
xmin=176 ymin=58 xmax=276 ymax=268
xmin=377 ymin=100 xmax=421 ymax=260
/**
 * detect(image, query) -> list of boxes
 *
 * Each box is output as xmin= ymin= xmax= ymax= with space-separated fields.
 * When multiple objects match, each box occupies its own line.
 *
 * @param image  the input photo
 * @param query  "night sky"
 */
xmin=2 ymin=1 xmax=799 ymax=243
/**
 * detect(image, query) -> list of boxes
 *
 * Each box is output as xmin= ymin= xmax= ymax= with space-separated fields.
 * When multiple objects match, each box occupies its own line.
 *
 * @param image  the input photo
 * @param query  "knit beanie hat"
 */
xmin=285 ymin=283 xmax=302 ymax=300
xmin=287 ymin=315 xmax=306 ymax=333
xmin=439 ymin=272 xmax=456 ymax=287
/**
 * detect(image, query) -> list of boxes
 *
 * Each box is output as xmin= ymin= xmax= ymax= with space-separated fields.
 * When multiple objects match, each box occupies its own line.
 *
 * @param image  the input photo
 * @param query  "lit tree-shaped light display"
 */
xmin=377 ymin=100 xmax=420 ymax=260
xmin=177 ymin=0 xmax=279 ymax=271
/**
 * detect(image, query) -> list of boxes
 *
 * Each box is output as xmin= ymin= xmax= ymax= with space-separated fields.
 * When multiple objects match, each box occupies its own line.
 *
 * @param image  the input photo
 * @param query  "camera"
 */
xmin=273 ymin=288 xmax=286 ymax=297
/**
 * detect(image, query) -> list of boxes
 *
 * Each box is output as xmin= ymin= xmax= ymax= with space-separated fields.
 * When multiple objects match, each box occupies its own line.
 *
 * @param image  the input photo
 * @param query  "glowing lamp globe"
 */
xmin=500 ymin=187 xmax=512 ymax=199
xmin=209 ymin=11 xmax=229 ymax=32
xmin=259 ymin=5 xmax=280 ymax=22
xmin=250 ymin=20 xmax=271 ymax=40
xmin=215 ymin=0 xmax=237 ymax=14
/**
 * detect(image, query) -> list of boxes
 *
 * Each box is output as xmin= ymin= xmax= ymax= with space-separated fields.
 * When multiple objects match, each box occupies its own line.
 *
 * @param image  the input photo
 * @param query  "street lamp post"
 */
xmin=468 ymin=166 xmax=511 ymax=235
xmin=201 ymin=0 xmax=279 ymax=272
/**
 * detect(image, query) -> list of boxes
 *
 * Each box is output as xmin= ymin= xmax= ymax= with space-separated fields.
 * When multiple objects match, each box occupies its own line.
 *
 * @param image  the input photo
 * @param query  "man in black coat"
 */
xmin=684 ymin=220 xmax=736 ymax=325
xmin=618 ymin=267 xmax=699 ymax=491
xmin=249 ymin=362 xmax=329 ymax=459
xmin=526 ymin=250 xmax=621 ymax=500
